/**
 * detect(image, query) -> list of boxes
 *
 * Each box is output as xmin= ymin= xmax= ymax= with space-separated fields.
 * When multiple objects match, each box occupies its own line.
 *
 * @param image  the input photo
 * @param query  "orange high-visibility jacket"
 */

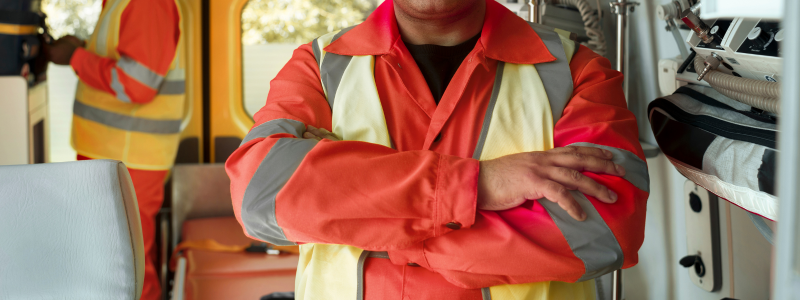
xmin=70 ymin=0 xmax=182 ymax=170
xmin=226 ymin=1 xmax=649 ymax=299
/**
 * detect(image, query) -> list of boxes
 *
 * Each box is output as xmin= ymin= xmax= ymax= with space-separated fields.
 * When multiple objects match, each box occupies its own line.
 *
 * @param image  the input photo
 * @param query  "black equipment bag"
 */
xmin=648 ymin=85 xmax=778 ymax=221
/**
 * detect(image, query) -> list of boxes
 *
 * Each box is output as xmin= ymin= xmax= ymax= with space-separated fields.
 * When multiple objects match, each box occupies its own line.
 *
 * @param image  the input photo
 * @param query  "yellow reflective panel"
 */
xmin=331 ymin=56 xmax=392 ymax=147
xmin=295 ymin=244 xmax=364 ymax=300
xmin=479 ymin=63 xmax=554 ymax=161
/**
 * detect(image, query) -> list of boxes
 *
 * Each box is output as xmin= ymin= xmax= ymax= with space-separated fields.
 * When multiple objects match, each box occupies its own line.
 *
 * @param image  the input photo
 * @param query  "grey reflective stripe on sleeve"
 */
xmin=473 ymin=62 xmax=504 ymax=160
xmin=158 ymin=80 xmax=185 ymax=95
xmin=73 ymin=100 xmax=182 ymax=134
xmin=118 ymin=56 xmax=165 ymax=89
xmin=240 ymin=118 xmax=306 ymax=146
xmin=567 ymin=142 xmax=650 ymax=193
xmin=110 ymin=68 xmax=132 ymax=103
xmin=240 ymin=138 xmax=317 ymax=246
xmin=318 ymin=26 xmax=356 ymax=109
xmin=528 ymin=23 xmax=574 ymax=124
xmin=356 ymin=250 xmax=370 ymax=300
xmin=481 ymin=288 xmax=492 ymax=300
xmin=538 ymin=191 xmax=624 ymax=282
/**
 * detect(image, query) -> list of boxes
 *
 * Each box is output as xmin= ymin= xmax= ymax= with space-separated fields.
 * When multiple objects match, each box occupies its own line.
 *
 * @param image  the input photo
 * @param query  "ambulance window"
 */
xmin=41 ymin=0 xmax=102 ymax=163
xmin=241 ymin=0 xmax=379 ymax=118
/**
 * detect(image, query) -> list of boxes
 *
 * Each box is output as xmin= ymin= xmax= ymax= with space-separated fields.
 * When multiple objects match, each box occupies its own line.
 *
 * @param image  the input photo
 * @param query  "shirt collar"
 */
xmin=324 ymin=0 xmax=555 ymax=65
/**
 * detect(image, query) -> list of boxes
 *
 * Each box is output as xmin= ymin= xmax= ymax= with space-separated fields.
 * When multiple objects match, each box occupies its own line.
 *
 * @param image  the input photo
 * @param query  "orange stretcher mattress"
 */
xmin=180 ymin=216 xmax=298 ymax=300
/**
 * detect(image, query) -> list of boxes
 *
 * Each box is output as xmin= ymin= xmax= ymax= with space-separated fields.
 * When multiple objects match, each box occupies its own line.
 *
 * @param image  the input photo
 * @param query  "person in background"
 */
xmin=46 ymin=0 xmax=183 ymax=298
xmin=227 ymin=0 xmax=649 ymax=298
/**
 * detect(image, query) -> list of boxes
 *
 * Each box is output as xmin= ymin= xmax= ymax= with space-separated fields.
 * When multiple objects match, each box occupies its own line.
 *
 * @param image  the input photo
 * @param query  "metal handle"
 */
xmin=528 ymin=0 xmax=540 ymax=23
xmin=612 ymin=269 xmax=623 ymax=300
xmin=609 ymin=0 xmax=639 ymax=102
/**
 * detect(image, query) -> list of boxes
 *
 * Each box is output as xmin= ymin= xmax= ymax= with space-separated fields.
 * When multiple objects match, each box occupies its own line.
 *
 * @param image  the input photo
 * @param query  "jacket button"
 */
xmin=445 ymin=222 xmax=462 ymax=230
xmin=407 ymin=262 xmax=420 ymax=267
xmin=434 ymin=133 xmax=442 ymax=143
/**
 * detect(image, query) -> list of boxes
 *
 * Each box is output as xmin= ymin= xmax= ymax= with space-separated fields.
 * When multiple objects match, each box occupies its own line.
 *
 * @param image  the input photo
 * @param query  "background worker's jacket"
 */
xmin=70 ymin=0 xmax=183 ymax=170
xmin=227 ymin=0 xmax=649 ymax=299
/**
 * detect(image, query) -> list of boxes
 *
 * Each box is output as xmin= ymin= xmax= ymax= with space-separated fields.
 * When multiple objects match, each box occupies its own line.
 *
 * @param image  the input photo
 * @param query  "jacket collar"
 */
xmin=324 ymin=0 xmax=556 ymax=65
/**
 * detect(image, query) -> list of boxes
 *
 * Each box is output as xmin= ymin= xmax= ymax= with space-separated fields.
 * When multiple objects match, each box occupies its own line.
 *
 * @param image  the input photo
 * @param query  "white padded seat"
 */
xmin=0 ymin=160 xmax=145 ymax=299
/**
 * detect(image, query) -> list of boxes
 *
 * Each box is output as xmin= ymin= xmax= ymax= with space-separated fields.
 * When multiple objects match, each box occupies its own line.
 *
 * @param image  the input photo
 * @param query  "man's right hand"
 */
xmin=477 ymin=146 xmax=626 ymax=221
xmin=46 ymin=35 xmax=84 ymax=65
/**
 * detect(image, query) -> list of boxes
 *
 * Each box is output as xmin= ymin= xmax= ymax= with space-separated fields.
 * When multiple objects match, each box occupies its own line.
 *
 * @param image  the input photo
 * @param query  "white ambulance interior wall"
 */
xmin=611 ymin=1 xmax=774 ymax=299
xmin=496 ymin=0 xmax=776 ymax=298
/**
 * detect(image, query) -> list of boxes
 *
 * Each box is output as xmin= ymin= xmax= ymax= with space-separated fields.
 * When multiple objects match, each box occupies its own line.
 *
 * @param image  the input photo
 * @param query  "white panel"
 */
xmin=0 ymin=76 xmax=29 ymax=165
xmin=702 ymin=0 xmax=783 ymax=20
xmin=629 ymin=153 xmax=735 ymax=300
xmin=28 ymin=81 xmax=47 ymax=114
xmin=671 ymin=177 xmax=733 ymax=300
xmin=658 ymin=57 xmax=685 ymax=96
xmin=684 ymin=181 xmax=722 ymax=292
xmin=730 ymin=206 xmax=772 ymax=299
xmin=773 ymin=0 xmax=800 ymax=296
xmin=46 ymin=64 xmax=78 ymax=163
xmin=623 ymin=154 xmax=679 ymax=300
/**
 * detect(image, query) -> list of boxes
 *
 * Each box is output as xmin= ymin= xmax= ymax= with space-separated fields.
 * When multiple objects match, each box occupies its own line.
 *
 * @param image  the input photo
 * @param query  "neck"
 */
xmin=394 ymin=0 xmax=485 ymax=46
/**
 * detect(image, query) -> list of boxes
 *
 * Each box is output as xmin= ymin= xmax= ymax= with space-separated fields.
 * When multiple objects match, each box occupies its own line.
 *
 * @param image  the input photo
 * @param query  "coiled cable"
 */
xmin=548 ymin=0 xmax=606 ymax=56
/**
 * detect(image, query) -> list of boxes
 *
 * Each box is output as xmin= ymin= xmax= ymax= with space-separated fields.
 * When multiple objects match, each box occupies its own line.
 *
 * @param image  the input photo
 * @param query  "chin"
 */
xmin=394 ymin=0 xmax=482 ymax=21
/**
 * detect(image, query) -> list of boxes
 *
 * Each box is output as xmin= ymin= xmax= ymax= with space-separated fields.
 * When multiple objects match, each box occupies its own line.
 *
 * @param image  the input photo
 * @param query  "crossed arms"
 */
xmin=226 ymin=44 xmax=649 ymax=288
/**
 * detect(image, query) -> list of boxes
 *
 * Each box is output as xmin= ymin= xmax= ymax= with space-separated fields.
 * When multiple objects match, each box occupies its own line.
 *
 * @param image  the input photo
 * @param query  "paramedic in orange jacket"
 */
xmin=227 ymin=0 xmax=648 ymax=298
xmin=47 ymin=0 xmax=181 ymax=299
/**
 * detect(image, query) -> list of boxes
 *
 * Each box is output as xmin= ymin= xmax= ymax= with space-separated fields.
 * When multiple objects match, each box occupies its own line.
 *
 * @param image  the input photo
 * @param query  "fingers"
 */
xmin=540 ymin=181 xmax=586 ymax=221
xmin=552 ymin=150 xmax=625 ymax=176
xmin=551 ymin=146 xmax=613 ymax=160
xmin=305 ymin=125 xmax=341 ymax=141
xmin=548 ymin=167 xmax=617 ymax=204
xmin=304 ymin=125 xmax=323 ymax=140
xmin=303 ymin=131 xmax=321 ymax=140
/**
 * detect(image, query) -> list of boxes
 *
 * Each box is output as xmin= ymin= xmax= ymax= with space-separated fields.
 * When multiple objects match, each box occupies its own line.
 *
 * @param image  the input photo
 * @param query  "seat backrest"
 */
xmin=171 ymin=163 xmax=234 ymax=248
xmin=0 ymin=160 xmax=144 ymax=300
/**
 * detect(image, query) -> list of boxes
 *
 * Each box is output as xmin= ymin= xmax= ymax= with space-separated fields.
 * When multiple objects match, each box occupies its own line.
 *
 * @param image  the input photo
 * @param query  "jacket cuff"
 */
xmin=388 ymin=242 xmax=431 ymax=269
xmin=433 ymin=154 xmax=479 ymax=237
xmin=69 ymin=47 xmax=93 ymax=77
